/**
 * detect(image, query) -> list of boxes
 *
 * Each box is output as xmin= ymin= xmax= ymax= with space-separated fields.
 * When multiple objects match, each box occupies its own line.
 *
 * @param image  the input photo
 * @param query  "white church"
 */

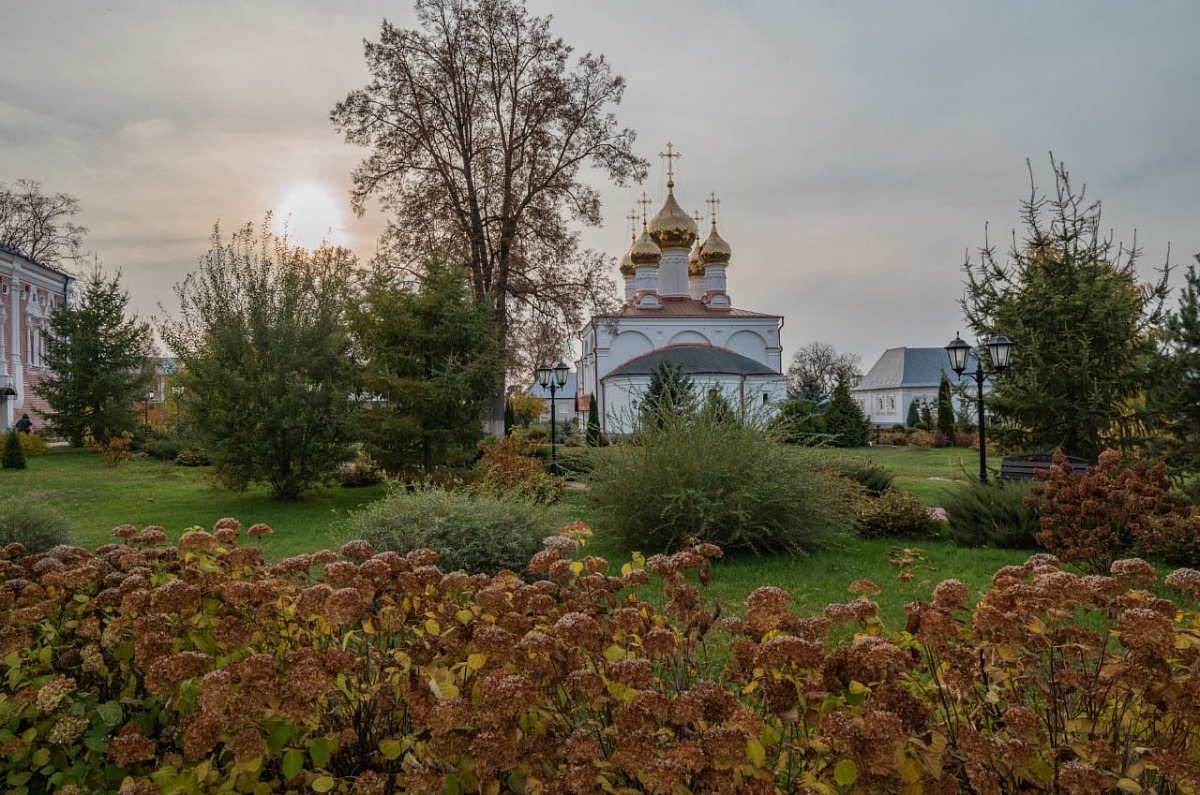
xmin=576 ymin=151 xmax=788 ymax=435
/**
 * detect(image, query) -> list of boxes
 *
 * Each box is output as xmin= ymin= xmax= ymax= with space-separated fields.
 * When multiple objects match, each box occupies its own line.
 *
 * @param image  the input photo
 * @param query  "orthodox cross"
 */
xmin=659 ymin=142 xmax=680 ymax=185
xmin=706 ymin=192 xmax=721 ymax=225
xmin=626 ymin=209 xmax=639 ymax=240
xmin=691 ymin=210 xmax=704 ymax=233
xmin=637 ymin=192 xmax=652 ymax=224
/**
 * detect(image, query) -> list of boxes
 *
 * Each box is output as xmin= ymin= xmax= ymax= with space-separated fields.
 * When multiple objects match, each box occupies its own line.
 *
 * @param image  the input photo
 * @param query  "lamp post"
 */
xmin=536 ymin=361 xmax=570 ymax=475
xmin=945 ymin=332 xmax=1014 ymax=485
xmin=144 ymin=392 xmax=154 ymax=426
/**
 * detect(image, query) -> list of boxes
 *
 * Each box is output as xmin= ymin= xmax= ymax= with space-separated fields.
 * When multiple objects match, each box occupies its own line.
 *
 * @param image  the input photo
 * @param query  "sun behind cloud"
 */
xmin=271 ymin=182 xmax=348 ymax=250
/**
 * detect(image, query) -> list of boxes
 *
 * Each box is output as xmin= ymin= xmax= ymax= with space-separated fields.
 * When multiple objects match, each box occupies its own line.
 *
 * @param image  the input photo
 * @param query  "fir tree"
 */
xmin=2 ymin=430 xmax=26 ymax=470
xmin=586 ymin=394 xmax=603 ymax=446
xmin=936 ymin=373 xmax=956 ymax=443
xmin=824 ymin=375 xmax=871 ymax=447
xmin=1149 ymin=256 xmax=1200 ymax=475
xmin=906 ymin=399 xmax=921 ymax=427
xmin=640 ymin=360 xmax=696 ymax=428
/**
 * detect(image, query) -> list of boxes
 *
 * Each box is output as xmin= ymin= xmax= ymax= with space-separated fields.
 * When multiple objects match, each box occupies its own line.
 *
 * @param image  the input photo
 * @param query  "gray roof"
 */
xmin=527 ymin=371 xmax=578 ymax=399
xmin=854 ymin=347 xmax=974 ymax=391
xmin=604 ymin=345 xmax=778 ymax=379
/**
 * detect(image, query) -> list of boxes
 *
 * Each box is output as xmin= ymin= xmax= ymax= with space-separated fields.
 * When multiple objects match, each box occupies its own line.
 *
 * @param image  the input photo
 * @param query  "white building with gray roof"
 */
xmin=852 ymin=347 xmax=978 ymax=428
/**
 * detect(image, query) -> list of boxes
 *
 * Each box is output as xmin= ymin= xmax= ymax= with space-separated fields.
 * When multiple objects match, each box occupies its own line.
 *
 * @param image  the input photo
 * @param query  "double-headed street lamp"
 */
xmin=945 ymin=332 xmax=1014 ymax=485
xmin=535 ymin=361 xmax=570 ymax=476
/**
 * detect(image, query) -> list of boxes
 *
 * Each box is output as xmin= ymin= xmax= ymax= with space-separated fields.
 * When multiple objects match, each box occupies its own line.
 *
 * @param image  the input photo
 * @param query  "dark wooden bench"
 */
xmin=1000 ymin=453 xmax=1089 ymax=480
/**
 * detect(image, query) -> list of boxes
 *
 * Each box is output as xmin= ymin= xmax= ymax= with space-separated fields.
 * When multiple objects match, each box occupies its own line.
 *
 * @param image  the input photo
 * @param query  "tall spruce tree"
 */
xmin=37 ymin=264 xmax=153 ymax=446
xmin=961 ymin=157 xmax=1169 ymax=460
xmin=586 ymin=394 xmax=603 ymax=446
xmin=1149 ymin=255 xmax=1200 ymax=475
xmin=348 ymin=260 xmax=501 ymax=474
xmin=936 ymin=374 xmax=956 ymax=443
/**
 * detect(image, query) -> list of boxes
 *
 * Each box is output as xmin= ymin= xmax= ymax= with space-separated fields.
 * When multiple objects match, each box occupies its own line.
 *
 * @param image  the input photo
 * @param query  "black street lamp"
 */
xmin=536 ymin=361 xmax=570 ymax=475
xmin=945 ymin=332 xmax=1014 ymax=485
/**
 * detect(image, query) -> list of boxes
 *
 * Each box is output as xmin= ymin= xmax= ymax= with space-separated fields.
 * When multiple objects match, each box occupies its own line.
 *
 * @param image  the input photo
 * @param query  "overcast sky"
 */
xmin=4 ymin=1 xmax=1199 ymax=372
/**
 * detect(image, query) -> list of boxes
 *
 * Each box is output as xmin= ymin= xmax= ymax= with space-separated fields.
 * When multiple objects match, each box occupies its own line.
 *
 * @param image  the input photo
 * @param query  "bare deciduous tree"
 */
xmin=0 ymin=180 xmax=86 ymax=269
xmin=331 ymin=0 xmax=647 ymax=431
xmin=786 ymin=341 xmax=862 ymax=403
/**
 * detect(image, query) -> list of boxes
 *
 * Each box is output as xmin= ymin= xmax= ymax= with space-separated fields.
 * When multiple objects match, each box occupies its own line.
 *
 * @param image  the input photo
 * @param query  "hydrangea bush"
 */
xmin=3 ymin=518 xmax=1200 ymax=793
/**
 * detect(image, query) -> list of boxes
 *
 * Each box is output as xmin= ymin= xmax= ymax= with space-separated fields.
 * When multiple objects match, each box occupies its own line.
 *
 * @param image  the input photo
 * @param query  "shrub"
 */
xmin=341 ymin=487 xmax=568 ymax=575
xmin=906 ymin=429 xmax=935 ymax=449
xmin=3 ymin=429 xmax=26 ymax=469
xmin=337 ymin=450 xmax=385 ymax=488
xmin=555 ymin=446 xmax=602 ymax=480
xmin=94 ymin=435 xmax=133 ymax=467
xmin=1029 ymin=449 xmax=1200 ymax=571
xmin=18 ymin=432 xmax=48 ymax=457
xmin=589 ymin=409 xmax=854 ymax=555
xmin=943 ymin=479 xmax=1041 ymax=548
xmin=877 ymin=429 xmax=908 ymax=446
xmin=7 ymin=531 xmax=1200 ymax=794
xmin=141 ymin=435 xmax=186 ymax=462
xmin=930 ymin=430 xmax=950 ymax=448
xmin=473 ymin=434 xmax=563 ymax=504
xmin=955 ymin=430 xmax=979 ymax=449
xmin=0 ymin=497 xmax=72 ymax=551
xmin=174 ymin=446 xmax=211 ymax=466
xmin=855 ymin=488 xmax=943 ymax=539
xmin=840 ymin=462 xmax=895 ymax=497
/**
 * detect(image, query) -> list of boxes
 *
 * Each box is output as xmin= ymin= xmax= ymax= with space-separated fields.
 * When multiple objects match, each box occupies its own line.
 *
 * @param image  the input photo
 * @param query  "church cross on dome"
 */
xmin=658 ymin=142 xmax=681 ymax=187
xmin=637 ymin=192 xmax=652 ymax=224
xmin=706 ymin=192 xmax=721 ymax=225
xmin=626 ymin=209 xmax=639 ymax=240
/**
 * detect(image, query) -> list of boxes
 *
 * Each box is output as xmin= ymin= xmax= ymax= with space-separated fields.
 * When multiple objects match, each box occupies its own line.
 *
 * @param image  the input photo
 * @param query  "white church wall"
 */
xmin=725 ymin=329 xmax=768 ymax=362
xmin=608 ymin=331 xmax=654 ymax=370
xmin=668 ymin=330 xmax=711 ymax=346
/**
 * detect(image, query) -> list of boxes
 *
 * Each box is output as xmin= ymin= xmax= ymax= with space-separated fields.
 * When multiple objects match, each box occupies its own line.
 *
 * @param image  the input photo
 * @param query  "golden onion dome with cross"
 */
xmin=700 ymin=221 xmax=732 ymax=265
xmin=648 ymin=184 xmax=698 ymax=250
xmin=629 ymin=224 xmax=662 ymax=267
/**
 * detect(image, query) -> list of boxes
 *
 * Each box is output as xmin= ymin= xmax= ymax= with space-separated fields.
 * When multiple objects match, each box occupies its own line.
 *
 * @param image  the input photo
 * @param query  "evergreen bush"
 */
xmin=840 ymin=462 xmax=895 ymax=497
xmin=342 ymin=487 xmax=569 ymax=576
xmin=589 ymin=409 xmax=854 ymax=555
xmin=18 ymin=432 xmax=48 ymax=457
xmin=2 ymin=429 xmax=27 ymax=469
xmin=943 ymin=479 xmax=1041 ymax=549
xmin=823 ymin=376 xmax=870 ymax=447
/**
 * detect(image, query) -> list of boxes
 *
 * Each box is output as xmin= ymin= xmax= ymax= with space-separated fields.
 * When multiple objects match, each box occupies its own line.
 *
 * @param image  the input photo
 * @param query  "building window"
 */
xmin=762 ymin=392 xmax=769 ymax=405
xmin=888 ymin=396 xmax=895 ymax=411
xmin=877 ymin=398 xmax=884 ymax=411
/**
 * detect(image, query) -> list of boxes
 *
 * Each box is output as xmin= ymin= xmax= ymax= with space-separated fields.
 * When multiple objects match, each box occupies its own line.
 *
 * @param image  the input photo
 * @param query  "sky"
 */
xmin=4 ymin=1 xmax=1200 ymax=374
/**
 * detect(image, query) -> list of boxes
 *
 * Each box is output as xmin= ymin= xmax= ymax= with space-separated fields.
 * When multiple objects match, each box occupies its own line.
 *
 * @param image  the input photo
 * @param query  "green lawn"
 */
xmin=5 ymin=444 xmax=1034 ymax=627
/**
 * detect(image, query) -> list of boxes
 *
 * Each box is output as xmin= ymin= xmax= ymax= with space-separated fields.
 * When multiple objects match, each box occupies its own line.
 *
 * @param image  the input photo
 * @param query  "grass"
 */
xmin=0 ymin=447 xmax=387 ymax=559
xmin=4 ymin=443 xmax=1037 ymax=628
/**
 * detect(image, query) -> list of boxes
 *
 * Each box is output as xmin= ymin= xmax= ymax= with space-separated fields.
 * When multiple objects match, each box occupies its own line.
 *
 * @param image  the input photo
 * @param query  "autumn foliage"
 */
xmin=1028 ymin=449 xmax=1200 ymax=572
xmin=6 ymin=519 xmax=1200 ymax=793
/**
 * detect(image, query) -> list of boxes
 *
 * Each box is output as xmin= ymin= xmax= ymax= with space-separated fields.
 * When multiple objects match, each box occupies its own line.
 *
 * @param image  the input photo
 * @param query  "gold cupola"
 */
xmin=619 ymin=247 xmax=635 ymax=278
xmin=648 ymin=182 xmax=698 ymax=251
xmin=687 ymin=236 xmax=704 ymax=277
xmin=629 ymin=223 xmax=662 ymax=267
xmin=700 ymin=221 xmax=731 ymax=265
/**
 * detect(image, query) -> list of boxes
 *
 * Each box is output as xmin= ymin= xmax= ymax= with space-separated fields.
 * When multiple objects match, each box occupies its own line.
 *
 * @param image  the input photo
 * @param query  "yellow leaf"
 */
xmin=1116 ymin=778 xmax=1143 ymax=794
xmin=457 ymin=609 xmax=475 ymax=624
xmin=379 ymin=739 xmax=402 ymax=760
xmin=569 ymin=561 xmax=584 ymax=576
xmin=896 ymin=751 xmax=922 ymax=784
xmin=604 ymin=645 xmax=625 ymax=662
xmin=848 ymin=680 xmax=868 ymax=694
xmin=426 ymin=618 xmax=440 ymax=636
xmin=312 ymin=775 xmax=335 ymax=793
xmin=631 ymin=551 xmax=645 ymax=570
xmin=746 ymin=739 xmax=766 ymax=767
xmin=467 ymin=653 xmax=487 ymax=671
xmin=834 ymin=758 xmax=857 ymax=787
xmin=1025 ymin=616 xmax=1047 ymax=635
xmin=362 ymin=619 xmax=376 ymax=636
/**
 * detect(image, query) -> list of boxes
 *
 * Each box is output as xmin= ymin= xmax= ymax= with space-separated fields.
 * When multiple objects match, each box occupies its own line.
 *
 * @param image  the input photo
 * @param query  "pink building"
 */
xmin=0 ymin=244 xmax=72 ymax=432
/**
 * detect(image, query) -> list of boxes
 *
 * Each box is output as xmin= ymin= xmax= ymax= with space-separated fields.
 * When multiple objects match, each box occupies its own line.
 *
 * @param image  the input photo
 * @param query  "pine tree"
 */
xmin=936 ymin=374 xmax=956 ymax=443
xmin=2 ymin=430 xmax=26 ymax=470
xmin=586 ymin=394 xmax=603 ymax=446
xmin=823 ymin=375 xmax=871 ymax=447
xmin=1149 ymin=256 xmax=1200 ymax=475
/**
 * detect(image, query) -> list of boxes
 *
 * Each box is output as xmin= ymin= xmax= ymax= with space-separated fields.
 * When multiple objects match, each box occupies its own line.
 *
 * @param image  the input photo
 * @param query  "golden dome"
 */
xmin=629 ymin=225 xmax=662 ymax=267
xmin=648 ymin=184 xmax=698 ymax=250
xmin=700 ymin=221 xmax=731 ymax=265
xmin=687 ymin=238 xmax=704 ymax=277
xmin=619 ymin=247 xmax=635 ymax=278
